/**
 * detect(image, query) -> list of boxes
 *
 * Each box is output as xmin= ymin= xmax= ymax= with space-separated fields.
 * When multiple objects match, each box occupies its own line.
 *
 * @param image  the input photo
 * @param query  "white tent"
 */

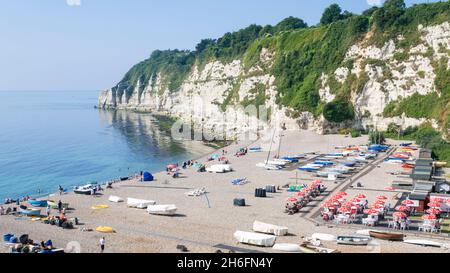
xmin=147 ymin=204 xmax=177 ymax=215
xmin=108 ymin=195 xmax=124 ymax=203
xmin=127 ymin=198 xmax=156 ymax=209
xmin=253 ymin=221 xmax=288 ymax=236
xmin=233 ymin=231 xmax=276 ymax=247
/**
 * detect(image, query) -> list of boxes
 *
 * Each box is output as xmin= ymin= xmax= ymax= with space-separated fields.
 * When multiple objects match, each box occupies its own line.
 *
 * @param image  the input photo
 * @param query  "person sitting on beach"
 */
xmin=106 ymin=182 xmax=113 ymax=189
xmin=0 ymin=206 xmax=4 ymax=215
xmin=46 ymin=205 xmax=51 ymax=217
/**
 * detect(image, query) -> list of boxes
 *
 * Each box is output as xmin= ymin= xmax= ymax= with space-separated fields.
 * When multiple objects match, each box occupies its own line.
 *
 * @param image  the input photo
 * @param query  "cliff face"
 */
xmin=99 ymin=3 xmax=450 ymax=139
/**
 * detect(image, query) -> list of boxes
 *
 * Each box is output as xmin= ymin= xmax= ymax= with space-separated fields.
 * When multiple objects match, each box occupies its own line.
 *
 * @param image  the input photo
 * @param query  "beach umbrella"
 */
xmin=363 ymin=209 xmax=378 ymax=215
xmin=395 ymin=205 xmax=409 ymax=212
xmin=355 ymin=194 xmax=366 ymax=199
xmin=375 ymin=200 xmax=386 ymax=205
xmin=393 ymin=212 xmax=407 ymax=218
xmin=426 ymin=208 xmax=441 ymax=215
xmin=369 ymin=204 xmax=384 ymax=209
xmin=295 ymin=192 xmax=306 ymax=197
xmin=428 ymin=202 xmax=441 ymax=208
xmin=402 ymin=200 xmax=414 ymax=205
xmin=338 ymin=207 xmax=351 ymax=213
xmin=350 ymin=198 xmax=361 ymax=203
xmin=422 ymin=214 xmax=437 ymax=220
xmin=335 ymin=192 xmax=347 ymax=197
xmin=376 ymin=195 xmax=388 ymax=200
xmin=384 ymin=186 xmax=395 ymax=191
xmin=430 ymin=197 xmax=445 ymax=203
xmin=287 ymin=197 xmax=298 ymax=202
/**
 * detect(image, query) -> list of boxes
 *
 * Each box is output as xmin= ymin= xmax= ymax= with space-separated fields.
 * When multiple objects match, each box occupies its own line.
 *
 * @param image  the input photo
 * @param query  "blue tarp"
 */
xmin=143 ymin=172 xmax=154 ymax=182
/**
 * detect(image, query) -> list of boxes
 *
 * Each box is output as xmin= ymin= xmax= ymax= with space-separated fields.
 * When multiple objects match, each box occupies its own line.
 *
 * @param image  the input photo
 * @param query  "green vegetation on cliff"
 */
xmin=117 ymin=0 xmax=450 ymax=128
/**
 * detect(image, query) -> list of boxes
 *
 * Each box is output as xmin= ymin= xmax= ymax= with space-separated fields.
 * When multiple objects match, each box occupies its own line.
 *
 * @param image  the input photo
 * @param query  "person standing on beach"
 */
xmin=99 ymin=237 xmax=105 ymax=253
xmin=46 ymin=205 xmax=51 ymax=217
xmin=58 ymin=200 xmax=62 ymax=213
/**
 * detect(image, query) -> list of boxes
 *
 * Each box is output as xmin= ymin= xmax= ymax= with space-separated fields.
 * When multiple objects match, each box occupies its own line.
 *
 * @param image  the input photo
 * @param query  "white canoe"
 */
xmin=234 ymin=231 xmax=276 ymax=247
xmin=272 ymin=243 xmax=302 ymax=252
xmin=403 ymin=239 xmax=444 ymax=248
xmin=127 ymin=198 xmax=156 ymax=209
xmin=108 ymin=195 xmax=124 ymax=203
xmin=147 ymin=204 xmax=177 ymax=215
xmin=253 ymin=221 xmax=288 ymax=236
xmin=311 ymin=233 xmax=337 ymax=242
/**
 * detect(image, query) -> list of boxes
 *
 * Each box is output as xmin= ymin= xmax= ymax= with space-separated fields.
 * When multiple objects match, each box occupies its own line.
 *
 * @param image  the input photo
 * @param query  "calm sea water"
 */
xmin=0 ymin=91 xmax=214 ymax=200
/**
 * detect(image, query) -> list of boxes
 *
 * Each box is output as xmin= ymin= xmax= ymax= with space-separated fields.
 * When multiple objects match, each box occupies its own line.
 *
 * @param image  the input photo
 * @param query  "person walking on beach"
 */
xmin=58 ymin=185 xmax=64 ymax=195
xmin=99 ymin=237 xmax=105 ymax=253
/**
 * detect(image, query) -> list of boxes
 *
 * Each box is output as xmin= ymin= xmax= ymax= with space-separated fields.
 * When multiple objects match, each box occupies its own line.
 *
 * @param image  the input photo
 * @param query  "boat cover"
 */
xmin=147 ymin=204 xmax=177 ymax=215
xmin=127 ymin=198 xmax=156 ymax=209
xmin=253 ymin=221 xmax=288 ymax=236
xmin=108 ymin=196 xmax=124 ymax=203
xmin=233 ymin=231 xmax=276 ymax=247
xmin=272 ymin=243 xmax=302 ymax=252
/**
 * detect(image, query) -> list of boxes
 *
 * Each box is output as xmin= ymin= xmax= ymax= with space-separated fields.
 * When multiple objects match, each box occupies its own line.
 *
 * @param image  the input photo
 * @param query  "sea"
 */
xmin=0 ymin=90 xmax=215 ymax=200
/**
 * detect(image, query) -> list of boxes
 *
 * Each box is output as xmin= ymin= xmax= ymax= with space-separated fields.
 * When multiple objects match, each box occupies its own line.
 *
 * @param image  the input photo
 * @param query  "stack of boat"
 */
xmin=233 ymin=221 xmax=289 ymax=248
xmin=127 ymin=198 xmax=156 ymax=209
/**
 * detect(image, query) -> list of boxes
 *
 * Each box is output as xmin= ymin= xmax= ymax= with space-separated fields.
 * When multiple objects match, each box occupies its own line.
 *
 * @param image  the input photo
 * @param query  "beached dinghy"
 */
xmin=28 ymin=200 xmax=48 ymax=207
xmin=403 ymin=239 xmax=445 ymax=248
xmin=300 ymin=243 xmax=340 ymax=253
xmin=19 ymin=206 xmax=41 ymax=217
xmin=253 ymin=221 xmax=288 ymax=236
xmin=272 ymin=243 xmax=302 ymax=252
xmin=311 ymin=233 xmax=337 ymax=242
xmin=74 ymin=184 xmax=96 ymax=195
xmin=127 ymin=198 xmax=156 ymax=209
xmin=369 ymin=231 xmax=404 ymax=241
xmin=108 ymin=195 xmax=124 ymax=203
xmin=337 ymin=236 xmax=371 ymax=246
xmin=233 ymin=231 xmax=276 ymax=247
xmin=147 ymin=204 xmax=177 ymax=216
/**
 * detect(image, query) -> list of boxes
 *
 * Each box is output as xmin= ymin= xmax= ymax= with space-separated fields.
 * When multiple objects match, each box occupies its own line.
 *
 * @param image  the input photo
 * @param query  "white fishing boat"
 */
xmin=256 ymin=163 xmax=282 ymax=170
xmin=337 ymin=236 xmax=371 ymax=246
xmin=253 ymin=221 xmax=288 ymax=236
xmin=147 ymin=204 xmax=177 ymax=216
xmin=272 ymin=243 xmax=302 ymax=252
xmin=127 ymin=198 xmax=156 ymax=209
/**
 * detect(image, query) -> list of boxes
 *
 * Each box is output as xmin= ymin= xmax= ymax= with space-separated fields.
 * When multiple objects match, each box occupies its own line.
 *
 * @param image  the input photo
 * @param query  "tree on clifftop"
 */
xmin=275 ymin=16 xmax=308 ymax=32
xmin=320 ymin=4 xmax=351 ymax=25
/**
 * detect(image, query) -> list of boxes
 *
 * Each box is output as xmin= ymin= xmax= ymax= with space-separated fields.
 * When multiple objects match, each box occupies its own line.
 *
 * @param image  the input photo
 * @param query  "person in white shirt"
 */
xmin=99 ymin=237 xmax=105 ymax=253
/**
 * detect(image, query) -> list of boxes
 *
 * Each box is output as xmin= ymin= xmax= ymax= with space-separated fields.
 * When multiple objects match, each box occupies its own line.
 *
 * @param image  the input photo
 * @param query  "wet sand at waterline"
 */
xmin=1 ymin=130 xmax=449 ymax=253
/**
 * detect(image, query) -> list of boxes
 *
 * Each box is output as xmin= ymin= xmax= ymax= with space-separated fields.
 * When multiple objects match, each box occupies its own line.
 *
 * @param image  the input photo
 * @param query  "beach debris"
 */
xmin=176 ymin=244 xmax=188 ymax=252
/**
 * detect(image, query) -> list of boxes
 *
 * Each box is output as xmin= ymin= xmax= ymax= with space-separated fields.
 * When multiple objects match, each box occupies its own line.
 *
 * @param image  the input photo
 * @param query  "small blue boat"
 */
xmin=314 ymin=161 xmax=334 ymax=166
xmin=299 ymin=167 xmax=318 ymax=172
xmin=19 ymin=207 xmax=41 ymax=217
xmin=400 ymin=143 xmax=413 ymax=147
xmin=28 ymin=199 xmax=48 ymax=207
xmin=281 ymin=157 xmax=299 ymax=163
xmin=344 ymin=162 xmax=356 ymax=167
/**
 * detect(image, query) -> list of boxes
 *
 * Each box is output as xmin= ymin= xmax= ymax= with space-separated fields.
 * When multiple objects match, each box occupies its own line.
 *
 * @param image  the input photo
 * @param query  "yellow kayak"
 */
xmin=434 ymin=161 xmax=448 ymax=168
xmin=96 ymin=226 xmax=115 ymax=233
xmin=91 ymin=205 xmax=109 ymax=210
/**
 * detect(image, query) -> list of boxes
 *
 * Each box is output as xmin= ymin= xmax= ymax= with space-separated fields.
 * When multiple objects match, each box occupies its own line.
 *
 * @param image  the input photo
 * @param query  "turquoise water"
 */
xmin=0 ymin=91 xmax=214 ymax=200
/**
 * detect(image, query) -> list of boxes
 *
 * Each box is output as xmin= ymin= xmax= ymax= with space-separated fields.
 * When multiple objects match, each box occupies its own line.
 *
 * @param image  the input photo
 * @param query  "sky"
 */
xmin=0 ymin=0 xmax=441 ymax=91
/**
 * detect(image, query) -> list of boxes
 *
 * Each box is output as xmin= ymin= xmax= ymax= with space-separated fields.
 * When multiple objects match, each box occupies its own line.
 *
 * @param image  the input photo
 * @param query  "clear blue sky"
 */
xmin=0 ymin=0 xmax=439 ymax=91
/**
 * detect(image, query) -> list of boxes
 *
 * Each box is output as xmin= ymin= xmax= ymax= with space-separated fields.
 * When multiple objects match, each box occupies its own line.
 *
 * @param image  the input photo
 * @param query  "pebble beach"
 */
xmin=1 ymin=130 xmax=449 ymax=253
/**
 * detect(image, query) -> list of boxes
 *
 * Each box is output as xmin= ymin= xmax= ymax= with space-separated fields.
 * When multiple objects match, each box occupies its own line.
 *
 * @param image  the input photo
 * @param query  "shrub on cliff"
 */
xmin=323 ymin=99 xmax=355 ymax=123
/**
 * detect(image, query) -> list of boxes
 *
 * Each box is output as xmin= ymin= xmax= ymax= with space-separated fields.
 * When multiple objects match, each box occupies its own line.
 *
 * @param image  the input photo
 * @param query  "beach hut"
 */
xmin=143 ymin=172 xmax=154 ymax=182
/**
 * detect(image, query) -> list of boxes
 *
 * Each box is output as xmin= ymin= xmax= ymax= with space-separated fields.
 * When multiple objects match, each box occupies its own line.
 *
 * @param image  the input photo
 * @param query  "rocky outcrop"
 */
xmin=100 ymin=21 xmax=450 ymax=139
